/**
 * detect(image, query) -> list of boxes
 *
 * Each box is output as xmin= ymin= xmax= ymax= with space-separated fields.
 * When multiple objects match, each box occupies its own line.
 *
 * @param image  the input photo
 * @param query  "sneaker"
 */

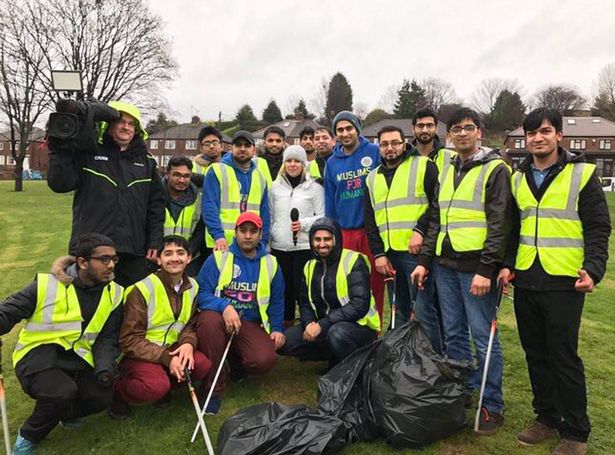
xmin=474 ymin=407 xmax=504 ymax=435
xmin=230 ymin=366 xmax=247 ymax=383
xmin=59 ymin=417 xmax=85 ymax=429
xmin=551 ymin=439 xmax=587 ymax=455
xmin=517 ymin=420 xmax=557 ymax=446
xmin=153 ymin=392 xmax=172 ymax=409
xmin=204 ymin=396 xmax=222 ymax=415
xmin=107 ymin=395 xmax=131 ymax=420
xmin=13 ymin=434 xmax=37 ymax=455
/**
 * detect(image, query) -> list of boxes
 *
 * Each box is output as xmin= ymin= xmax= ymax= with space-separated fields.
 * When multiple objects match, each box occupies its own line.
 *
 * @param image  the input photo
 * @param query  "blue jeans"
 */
xmin=387 ymin=251 xmax=443 ymax=354
xmin=434 ymin=263 xmax=504 ymax=413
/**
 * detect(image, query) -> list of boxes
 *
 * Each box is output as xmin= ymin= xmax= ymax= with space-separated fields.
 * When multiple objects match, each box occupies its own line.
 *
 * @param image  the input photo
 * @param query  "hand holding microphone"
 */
xmin=290 ymin=208 xmax=300 ymax=246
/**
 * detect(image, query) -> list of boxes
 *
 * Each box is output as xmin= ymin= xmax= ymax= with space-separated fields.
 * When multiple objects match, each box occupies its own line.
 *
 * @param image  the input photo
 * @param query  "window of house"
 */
xmin=164 ymin=140 xmax=176 ymax=150
xmin=514 ymin=138 xmax=525 ymax=149
xmin=7 ymin=156 xmax=15 ymax=165
xmin=569 ymin=139 xmax=586 ymax=150
xmin=0 ymin=142 xmax=4 ymax=150
xmin=596 ymin=159 xmax=604 ymax=177
xmin=599 ymin=139 xmax=612 ymax=150
xmin=149 ymin=140 xmax=158 ymax=150
xmin=185 ymin=140 xmax=197 ymax=150
xmin=0 ymin=155 xmax=5 ymax=165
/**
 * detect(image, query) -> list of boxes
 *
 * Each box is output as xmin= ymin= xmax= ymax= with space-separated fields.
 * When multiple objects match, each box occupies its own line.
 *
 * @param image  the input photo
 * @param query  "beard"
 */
xmin=415 ymin=134 xmax=434 ymax=145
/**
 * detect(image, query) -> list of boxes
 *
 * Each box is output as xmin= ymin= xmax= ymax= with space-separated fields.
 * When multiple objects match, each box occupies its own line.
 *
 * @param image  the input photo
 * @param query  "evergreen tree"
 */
xmin=325 ymin=72 xmax=353 ymax=123
xmin=235 ymin=104 xmax=260 ymax=131
xmin=484 ymin=90 xmax=526 ymax=132
xmin=295 ymin=99 xmax=310 ymax=117
xmin=146 ymin=112 xmax=178 ymax=134
xmin=393 ymin=79 xmax=426 ymax=119
xmin=262 ymin=100 xmax=283 ymax=124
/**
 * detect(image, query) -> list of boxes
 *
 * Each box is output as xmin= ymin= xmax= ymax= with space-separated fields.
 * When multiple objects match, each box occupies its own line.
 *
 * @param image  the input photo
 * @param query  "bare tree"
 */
xmin=376 ymin=84 xmax=400 ymax=113
xmin=533 ymin=84 xmax=587 ymax=114
xmin=354 ymin=102 xmax=369 ymax=121
xmin=471 ymin=78 xmax=521 ymax=114
xmin=420 ymin=77 xmax=458 ymax=113
xmin=308 ymin=76 xmax=329 ymax=120
xmin=593 ymin=63 xmax=615 ymax=121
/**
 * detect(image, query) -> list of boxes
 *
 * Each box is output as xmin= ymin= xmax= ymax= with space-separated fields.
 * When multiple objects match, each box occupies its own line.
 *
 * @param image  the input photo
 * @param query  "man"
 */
xmin=412 ymin=107 xmax=512 ymax=434
xmin=260 ymin=126 xmax=287 ymax=182
xmin=110 ymin=235 xmax=211 ymax=418
xmin=324 ymin=111 xmax=384 ymax=319
xmin=307 ymin=126 xmax=335 ymax=182
xmin=162 ymin=156 xmax=205 ymax=274
xmin=364 ymin=126 xmax=442 ymax=353
xmin=279 ymin=217 xmax=379 ymax=367
xmin=192 ymin=126 xmax=226 ymax=186
xmin=411 ymin=107 xmax=456 ymax=179
xmin=0 ymin=233 xmax=124 ymax=454
xmin=498 ymin=108 xmax=610 ymax=455
xmin=196 ymin=212 xmax=285 ymax=414
xmin=48 ymin=101 xmax=165 ymax=287
xmin=299 ymin=126 xmax=316 ymax=162
xmin=202 ymin=130 xmax=270 ymax=254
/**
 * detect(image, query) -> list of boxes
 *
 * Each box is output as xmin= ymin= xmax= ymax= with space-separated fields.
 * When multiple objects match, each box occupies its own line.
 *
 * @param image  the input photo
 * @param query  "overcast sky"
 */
xmin=147 ymin=0 xmax=615 ymax=122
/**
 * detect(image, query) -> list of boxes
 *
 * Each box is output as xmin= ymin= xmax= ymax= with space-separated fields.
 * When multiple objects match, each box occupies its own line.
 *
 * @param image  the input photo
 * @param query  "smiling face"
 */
xmin=284 ymin=158 xmax=303 ymax=178
xmin=314 ymin=129 xmax=335 ymax=156
xmin=108 ymin=113 xmax=137 ymax=149
xmin=78 ymin=245 xmax=118 ymax=284
xmin=378 ymin=130 xmax=405 ymax=164
xmin=335 ymin=120 xmax=359 ymax=149
xmin=157 ymin=242 xmax=191 ymax=276
xmin=312 ymin=229 xmax=334 ymax=259
xmin=448 ymin=118 xmax=481 ymax=156
xmin=232 ymin=139 xmax=255 ymax=164
xmin=167 ymin=164 xmax=191 ymax=193
xmin=413 ymin=116 xmax=437 ymax=145
xmin=265 ymin=132 xmax=285 ymax=155
xmin=526 ymin=119 xmax=562 ymax=159
xmin=300 ymin=134 xmax=314 ymax=154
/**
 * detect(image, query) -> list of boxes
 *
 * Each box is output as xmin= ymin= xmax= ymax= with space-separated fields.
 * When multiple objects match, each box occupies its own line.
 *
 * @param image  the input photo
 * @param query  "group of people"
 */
xmin=0 ymin=99 xmax=609 ymax=455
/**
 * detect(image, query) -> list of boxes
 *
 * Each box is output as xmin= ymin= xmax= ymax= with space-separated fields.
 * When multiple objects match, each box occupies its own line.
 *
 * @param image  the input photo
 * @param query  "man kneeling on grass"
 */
xmin=109 ymin=235 xmax=211 ymax=418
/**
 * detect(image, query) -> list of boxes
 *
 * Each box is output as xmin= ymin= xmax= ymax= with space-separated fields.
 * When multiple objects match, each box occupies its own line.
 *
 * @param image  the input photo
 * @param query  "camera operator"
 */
xmin=47 ymin=100 xmax=165 ymax=287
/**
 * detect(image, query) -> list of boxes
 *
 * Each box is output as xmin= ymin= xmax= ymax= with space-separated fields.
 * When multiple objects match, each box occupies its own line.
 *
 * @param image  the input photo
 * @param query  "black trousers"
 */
xmin=17 ymin=368 xmax=113 ymax=443
xmin=514 ymin=287 xmax=590 ymax=442
xmin=271 ymin=249 xmax=313 ymax=321
xmin=114 ymin=253 xmax=156 ymax=287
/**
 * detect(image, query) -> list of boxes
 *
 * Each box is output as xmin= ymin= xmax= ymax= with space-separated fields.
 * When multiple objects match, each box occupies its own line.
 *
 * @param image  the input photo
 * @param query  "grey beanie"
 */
xmin=283 ymin=145 xmax=308 ymax=167
xmin=332 ymin=110 xmax=361 ymax=134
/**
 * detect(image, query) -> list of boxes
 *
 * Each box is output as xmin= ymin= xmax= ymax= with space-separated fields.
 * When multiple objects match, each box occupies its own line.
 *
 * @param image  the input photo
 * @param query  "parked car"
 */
xmin=601 ymin=177 xmax=615 ymax=192
xmin=22 ymin=169 xmax=43 ymax=180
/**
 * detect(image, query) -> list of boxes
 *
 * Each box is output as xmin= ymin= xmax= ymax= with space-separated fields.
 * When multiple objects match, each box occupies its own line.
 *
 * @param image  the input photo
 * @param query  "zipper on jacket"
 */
xmin=320 ymin=261 xmax=330 ymax=314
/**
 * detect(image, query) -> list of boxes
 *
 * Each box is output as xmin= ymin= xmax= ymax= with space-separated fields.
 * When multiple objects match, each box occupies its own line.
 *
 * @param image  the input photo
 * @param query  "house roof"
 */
xmin=507 ymin=116 xmax=615 ymax=138
xmin=361 ymin=119 xmax=448 ymax=139
xmin=253 ymin=118 xmax=324 ymax=139
xmin=149 ymin=123 xmax=232 ymax=143
xmin=0 ymin=127 xmax=46 ymax=142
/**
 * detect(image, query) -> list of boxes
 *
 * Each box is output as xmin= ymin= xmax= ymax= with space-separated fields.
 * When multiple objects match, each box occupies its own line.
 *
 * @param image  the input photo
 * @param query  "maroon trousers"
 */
xmin=114 ymin=350 xmax=211 ymax=404
xmin=196 ymin=311 xmax=277 ymax=397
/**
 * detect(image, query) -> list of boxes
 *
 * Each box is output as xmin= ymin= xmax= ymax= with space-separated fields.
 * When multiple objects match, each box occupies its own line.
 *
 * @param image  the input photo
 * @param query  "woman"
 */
xmin=269 ymin=145 xmax=324 ymax=327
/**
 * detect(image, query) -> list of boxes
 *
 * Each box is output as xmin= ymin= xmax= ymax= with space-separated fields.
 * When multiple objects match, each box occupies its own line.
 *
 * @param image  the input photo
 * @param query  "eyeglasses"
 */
xmin=89 ymin=255 xmax=120 ymax=265
xmin=379 ymin=140 xmax=405 ymax=149
xmin=415 ymin=123 xmax=436 ymax=130
xmin=449 ymin=125 xmax=477 ymax=135
xmin=201 ymin=140 xmax=220 ymax=148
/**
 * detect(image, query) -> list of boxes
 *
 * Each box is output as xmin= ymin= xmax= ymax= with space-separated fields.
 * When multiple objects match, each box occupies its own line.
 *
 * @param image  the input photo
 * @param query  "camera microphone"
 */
xmin=290 ymin=208 xmax=299 ymax=246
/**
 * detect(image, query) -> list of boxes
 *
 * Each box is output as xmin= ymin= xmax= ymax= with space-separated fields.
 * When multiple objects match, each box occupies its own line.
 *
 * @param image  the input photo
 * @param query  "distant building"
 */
xmin=253 ymin=113 xmax=323 ymax=146
xmin=0 ymin=128 xmax=46 ymax=179
xmin=505 ymin=116 xmax=615 ymax=177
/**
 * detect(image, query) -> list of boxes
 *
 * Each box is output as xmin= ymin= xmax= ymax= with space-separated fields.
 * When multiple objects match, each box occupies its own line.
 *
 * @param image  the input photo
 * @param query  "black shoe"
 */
xmin=474 ymin=407 xmax=504 ymax=435
xmin=108 ymin=396 xmax=131 ymax=420
xmin=153 ymin=392 xmax=172 ymax=409
xmin=230 ymin=366 xmax=247 ymax=383
xmin=464 ymin=394 xmax=474 ymax=409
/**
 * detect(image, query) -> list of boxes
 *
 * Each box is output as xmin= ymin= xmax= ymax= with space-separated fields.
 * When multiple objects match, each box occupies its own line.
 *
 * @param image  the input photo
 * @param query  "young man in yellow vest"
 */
xmin=163 ymin=156 xmax=205 ymax=274
xmin=0 ymin=233 xmax=123 ymax=454
xmin=195 ymin=212 xmax=285 ymax=414
xmin=201 ymin=130 xmax=270 ymax=254
xmin=412 ymin=108 xmax=512 ymax=435
xmin=364 ymin=125 xmax=442 ymax=353
xmin=192 ymin=126 xmax=226 ymax=182
xmin=498 ymin=108 xmax=610 ymax=455
xmin=299 ymin=126 xmax=316 ymax=162
xmin=109 ymin=235 xmax=211 ymax=419
xmin=306 ymin=126 xmax=335 ymax=184
xmin=279 ymin=217 xmax=379 ymax=368
xmin=411 ymin=107 xmax=456 ymax=180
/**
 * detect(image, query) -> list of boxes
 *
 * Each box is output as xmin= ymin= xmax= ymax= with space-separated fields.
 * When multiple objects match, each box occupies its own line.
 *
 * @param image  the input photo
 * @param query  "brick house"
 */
xmin=505 ymin=116 xmax=615 ymax=177
xmin=252 ymin=113 xmax=323 ymax=147
xmin=0 ymin=128 xmax=47 ymax=179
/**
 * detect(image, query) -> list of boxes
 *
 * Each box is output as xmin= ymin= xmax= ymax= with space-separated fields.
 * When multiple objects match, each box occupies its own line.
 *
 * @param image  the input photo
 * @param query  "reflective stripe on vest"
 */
xmin=164 ymin=196 xmax=201 ymax=239
xmin=436 ymin=159 xmax=507 ymax=255
xmin=303 ymin=249 xmax=380 ymax=332
xmin=13 ymin=274 xmax=123 ymax=367
xmin=366 ymin=156 xmax=429 ymax=251
xmin=433 ymin=148 xmax=456 ymax=185
xmin=213 ymin=251 xmax=277 ymax=334
xmin=134 ymin=274 xmax=198 ymax=347
xmin=205 ymin=163 xmax=267 ymax=247
xmin=192 ymin=158 xmax=212 ymax=176
xmin=306 ymin=160 xmax=321 ymax=180
xmin=255 ymin=157 xmax=273 ymax=188
xmin=512 ymin=162 xmax=594 ymax=276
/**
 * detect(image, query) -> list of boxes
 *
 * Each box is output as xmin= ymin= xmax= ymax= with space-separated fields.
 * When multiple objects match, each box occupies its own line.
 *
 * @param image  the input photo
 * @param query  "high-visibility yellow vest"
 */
xmin=366 ymin=156 xmax=429 ymax=252
xmin=13 ymin=274 xmax=123 ymax=367
xmin=512 ymin=162 xmax=594 ymax=276
xmin=205 ymin=163 xmax=267 ymax=248
xmin=432 ymin=148 xmax=456 ymax=184
xmin=133 ymin=273 xmax=198 ymax=347
xmin=306 ymin=160 xmax=321 ymax=180
xmin=164 ymin=196 xmax=201 ymax=239
xmin=303 ymin=249 xmax=381 ymax=332
xmin=213 ymin=250 xmax=278 ymax=334
xmin=255 ymin=157 xmax=273 ymax=187
xmin=436 ymin=159 xmax=508 ymax=255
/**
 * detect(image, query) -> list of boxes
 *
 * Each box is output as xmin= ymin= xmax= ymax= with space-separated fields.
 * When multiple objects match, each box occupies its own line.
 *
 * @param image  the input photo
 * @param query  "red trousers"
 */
xmin=114 ymin=350 xmax=211 ymax=404
xmin=196 ymin=311 xmax=277 ymax=397
xmin=341 ymin=227 xmax=385 ymax=327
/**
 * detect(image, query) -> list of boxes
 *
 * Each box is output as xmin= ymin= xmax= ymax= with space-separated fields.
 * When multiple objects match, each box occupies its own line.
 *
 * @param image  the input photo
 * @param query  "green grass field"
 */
xmin=0 ymin=181 xmax=613 ymax=454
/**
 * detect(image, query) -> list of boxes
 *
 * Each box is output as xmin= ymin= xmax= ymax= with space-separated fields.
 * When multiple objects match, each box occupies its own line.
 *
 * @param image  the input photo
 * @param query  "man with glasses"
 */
xmin=364 ymin=126 xmax=442 ymax=353
xmin=412 ymin=108 xmax=512 ymax=435
xmin=192 ymin=126 xmax=226 ymax=186
xmin=0 ymin=233 xmax=124 ymax=454
xmin=411 ymin=107 xmax=456 ymax=180
xmin=307 ymin=126 xmax=335 ymax=183
xmin=202 ymin=130 xmax=270 ymax=255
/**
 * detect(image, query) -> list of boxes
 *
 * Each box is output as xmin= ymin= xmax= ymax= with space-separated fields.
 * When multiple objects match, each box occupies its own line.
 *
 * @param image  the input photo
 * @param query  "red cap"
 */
xmin=235 ymin=212 xmax=263 ymax=229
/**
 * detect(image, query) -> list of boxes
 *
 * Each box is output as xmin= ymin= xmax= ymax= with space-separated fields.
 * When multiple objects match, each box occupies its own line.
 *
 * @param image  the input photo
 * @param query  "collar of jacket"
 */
xmin=155 ymin=269 xmax=193 ymax=294
xmin=518 ymin=146 xmax=584 ymax=174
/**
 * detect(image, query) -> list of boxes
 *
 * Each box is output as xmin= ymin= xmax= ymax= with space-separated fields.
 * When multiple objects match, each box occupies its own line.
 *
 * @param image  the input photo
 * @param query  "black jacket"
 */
xmin=261 ymin=149 xmax=284 ymax=179
xmin=48 ymin=132 xmax=165 ymax=256
xmin=422 ymin=148 xmax=513 ymax=278
xmin=364 ymin=146 xmax=440 ymax=258
xmin=299 ymin=218 xmax=373 ymax=332
xmin=504 ymin=148 xmax=611 ymax=290
xmin=411 ymin=135 xmax=446 ymax=160
xmin=0 ymin=256 xmax=123 ymax=380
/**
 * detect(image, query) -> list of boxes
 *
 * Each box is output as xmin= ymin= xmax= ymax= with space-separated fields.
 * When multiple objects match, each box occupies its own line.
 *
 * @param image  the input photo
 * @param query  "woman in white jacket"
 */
xmin=269 ymin=145 xmax=325 ymax=327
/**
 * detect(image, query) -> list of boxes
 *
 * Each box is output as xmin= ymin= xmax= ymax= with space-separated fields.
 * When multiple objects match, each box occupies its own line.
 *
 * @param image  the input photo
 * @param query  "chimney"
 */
xmin=191 ymin=115 xmax=200 ymax=124
xmin=294 ymin=110 xmax=304 ymax=122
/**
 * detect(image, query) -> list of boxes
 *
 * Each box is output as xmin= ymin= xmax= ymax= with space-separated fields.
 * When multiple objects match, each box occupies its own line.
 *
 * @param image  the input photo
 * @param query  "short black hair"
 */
xmin=412 ymin=107 xmax=438 ymax=126
xmin=377 ymin=125 xmax=405 ymax=141
xmin=299 ymin=127 xmax=315 ymax=140
xmin=447 ymin=107 xmax=482 ymax=131
xmin=314 ymin=126 xmax=334 ymax=138
xmin=198 ymin=126 xmax=222 ymax=143
xmin=264 ymin=125 xmax=286 ymax=140
xmin=72 ymin=233 xmax=115 ymax=259
xmin=157 ymin=235 xmax=190 ymax=256
xmin=523 ymin=107 xmax=563 ymax=133
xmin=167 ymin=156 xmax=193 ymax=172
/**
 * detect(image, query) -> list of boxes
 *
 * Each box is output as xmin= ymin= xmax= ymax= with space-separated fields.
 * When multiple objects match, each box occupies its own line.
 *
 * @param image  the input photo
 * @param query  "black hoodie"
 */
xmin=299 ymin=218 xmax=373 ymax=332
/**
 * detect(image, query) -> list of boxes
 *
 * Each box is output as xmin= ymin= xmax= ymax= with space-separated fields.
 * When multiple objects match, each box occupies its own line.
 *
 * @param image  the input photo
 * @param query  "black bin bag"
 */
xmin=217 ymin=402 xmax=347 ymax=455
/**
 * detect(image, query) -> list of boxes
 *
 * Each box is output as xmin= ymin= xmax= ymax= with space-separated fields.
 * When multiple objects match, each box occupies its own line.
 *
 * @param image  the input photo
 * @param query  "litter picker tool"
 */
xmin=0 ymin=339 xmax=11 ymax=455
xmin=384 ymin=272 xmax=397 ymax=329
xmin=184 ymin=367 xmax=214 ymax=455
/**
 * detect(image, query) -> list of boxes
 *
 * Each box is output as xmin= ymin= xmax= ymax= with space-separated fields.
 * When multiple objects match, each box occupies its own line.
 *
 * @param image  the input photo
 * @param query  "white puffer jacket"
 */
xmin=269 ymin=174 xmax=325 ymax=251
